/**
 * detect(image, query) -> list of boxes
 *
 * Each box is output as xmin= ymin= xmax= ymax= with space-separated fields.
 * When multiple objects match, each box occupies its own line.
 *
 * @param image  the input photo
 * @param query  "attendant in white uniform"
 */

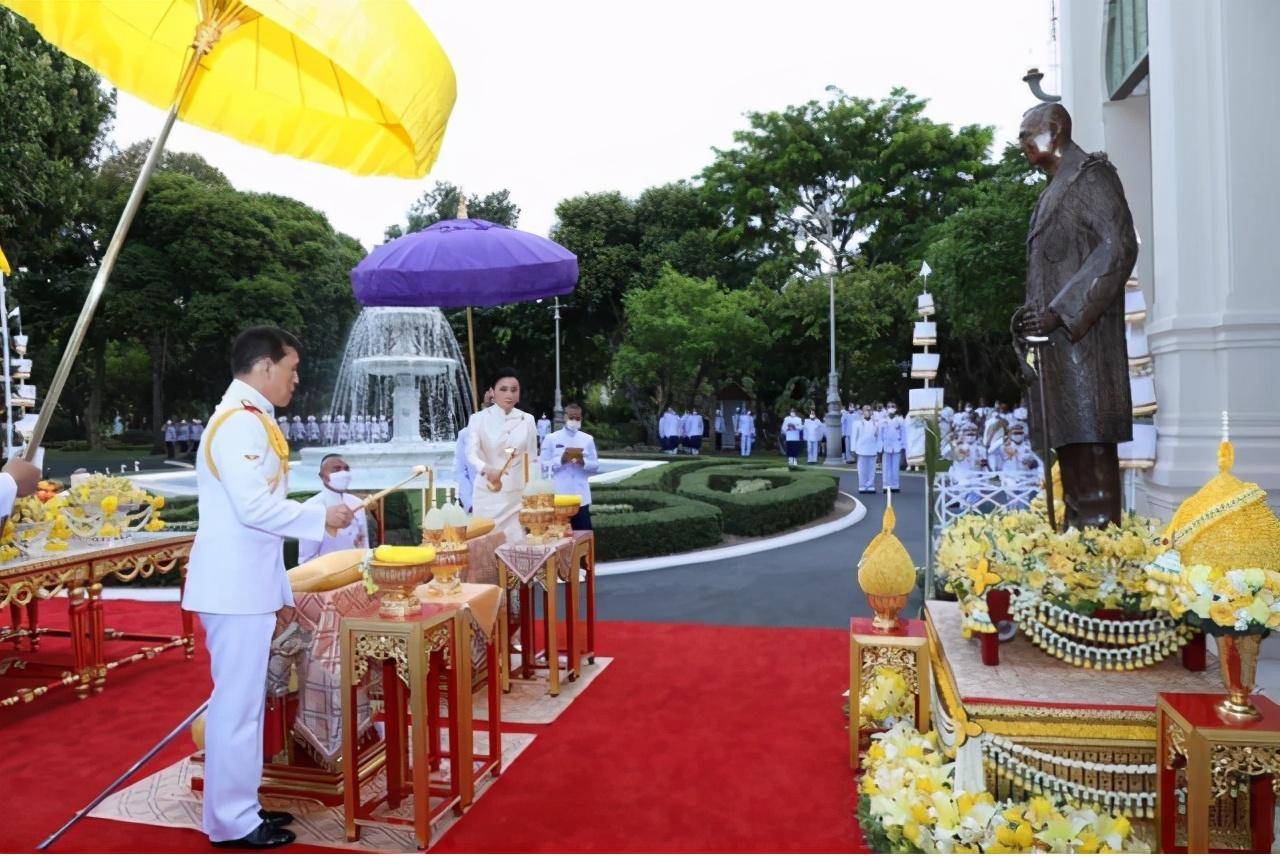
xmin=852 ymin=405 xmax=880 ymax=493
xmin=305 ymin=415 xmax=320 ymax=445
xmin=164 ymin=420 xmax=178 ymax=459
xmin=335 ymin=415 xmax=349 ymax=445
xmin=466 ymin=368 xmax=538 ymax=543
xmin=539 ymin=403 xmax=599 ymax=530
xmin=297 ymin=455 xmax=367 ymax=563
xmin=737 ymin=408 xmax=755 ymax=456
xmin=802 ymin=411 xmax=823 ymax=464
xmin=781 ymin=409 xmax=803 ymax=466
xmin=319 ymin=415 xmax=333 ymax=446
xmin=176 ymin=419 xmax=192 ymax=457
xmin=0 ymin=456 xmax=41 ymax=518
xmin=182 ymin=327 xmax=353 ymax=849
xmin=536 ymin=413 xmax=552 ymax=450
xmin=878 ymin=403 xmax=905 ymax=491
xmin=841 ymin=404 xmax=856 ymax=463
xmin=291 ymin=415 xmax=303 ymax=445
xmin=713 ymin=408 xmax=725 ymax=451
xmin=190 ymin=417 xmax=204 ymax=455
xmin=658 ymin=407 xmax=680 ymax=454
xmin=685 ymin=409 xmax=705 ymax=456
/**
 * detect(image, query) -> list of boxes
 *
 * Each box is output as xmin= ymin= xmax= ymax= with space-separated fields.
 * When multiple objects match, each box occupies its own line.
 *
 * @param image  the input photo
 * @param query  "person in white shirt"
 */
xmin=319 ymin=415 xmax=333 ymax=446
xmin=182 ymin=327 xmax=352 ymax=849
xmin=539 ymin=403 xmax=599 ymax=529
xmin=685 ymin=409 xmax=705 ymax=456
xmin=466 ymin=368 xmax=539 ymax=543
xmin=297 ymin=455 xmax=368 ymax=564
xmin=841 ymin=404 xmax=857 ymax=463
xmin=658 ymin=407 xmax=680 ymax=454
xmin=878 ymin=403 xmax=906 ymax=491
xmin=780 ymin=409 xmax=803 ymax=466
xmin=305 ymin=415 xmax=320 ymax=445
xmin=852 ymin=405 xmax=881 ymax=493
xmin=454 ymin=390 xmax=492 ymax=512
xmin=190 ymin=417 xmax=204 ymax=454
xmin=802 ymin=411 xmax=823 ymax=464
xmin=176 ymin=419 xmax=192 ymax=457
xmin=737 ymin=408 xmax=756 ymax=456
xmin=291 ymin=415 xmax=303 ymax=445
xmin=0 ymin=456 xmax=41 ymax=519
xmin=164 ymin=420 xmax=178 ymax=459
xmin=536 ymin=413 xmax=551 ymax=450
xmin=713 ymin=408 xmax=725 ymax=451
xmin=335 ymin=415 xmax=349 ymax=445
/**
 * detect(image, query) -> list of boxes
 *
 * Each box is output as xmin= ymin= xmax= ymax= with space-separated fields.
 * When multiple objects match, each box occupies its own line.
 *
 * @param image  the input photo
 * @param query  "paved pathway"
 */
xmin=597 ymin=466 xmax=929 ymax=629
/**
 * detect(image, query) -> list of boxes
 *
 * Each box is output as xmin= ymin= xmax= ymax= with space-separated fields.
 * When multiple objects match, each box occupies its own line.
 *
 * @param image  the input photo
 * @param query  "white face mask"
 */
xmin=327 ymin=470 xmax=352 ymax=492
xmin=565 ymin=419 xmax=582 ymax=432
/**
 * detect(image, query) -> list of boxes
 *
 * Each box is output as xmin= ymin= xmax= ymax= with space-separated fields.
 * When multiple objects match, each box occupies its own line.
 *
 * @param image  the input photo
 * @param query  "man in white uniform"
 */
xmin=658 ymin=406 xmax=680 ymax=454
xmin=182 ymin=328 xmax=352 ymax=849
xmin=841 ymin=404 xmax=856 ymax=463
xmin=335 ymin=415 xmax=349 ymax=445
xmin=305 ymin=415 xmax=320 ymax=445
xmin=536 ymin=413 xmax=552 ymax=450
xmin=164 ymin=419 xmax=178 ymax=459
xmin=713 ymin=408 xmax=725 ymax=451
xmin=802 ymin=410 xmax=823 ymax=464
xmin=685 ymin=409 xmax=704 ymax=456
xmin=319 ymin=414 xmax=333 ymax=446
xmin=852 ymin=405 xmax=881 ymax=493
xmin=781 ymin=409 xmax=803 ymax=466
xmin=297 ymin=454 xmax=367 ymax=563
xmin=737 ymin=408 xmax=755 ymax=456
xmin=539 ymin=403 xmax=599 ymax=529
xmin=878 ymin=403 xmax=905 ymax=491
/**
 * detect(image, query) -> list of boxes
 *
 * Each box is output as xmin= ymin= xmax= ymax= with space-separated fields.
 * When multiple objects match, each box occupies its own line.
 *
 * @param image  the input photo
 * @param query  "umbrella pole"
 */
xmin=24 ymin=49 xmax=206 ymax=459
xmin=467 ymin=306 xmax=479 ymax=411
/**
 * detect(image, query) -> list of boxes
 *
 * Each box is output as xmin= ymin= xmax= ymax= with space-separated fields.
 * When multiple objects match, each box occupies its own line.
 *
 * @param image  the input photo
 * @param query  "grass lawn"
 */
xmin=41 ymin=447 xmax=171 ymax=480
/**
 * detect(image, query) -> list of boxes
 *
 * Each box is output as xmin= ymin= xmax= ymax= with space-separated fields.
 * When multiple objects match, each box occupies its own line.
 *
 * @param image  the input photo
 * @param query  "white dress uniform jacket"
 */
xmin=466 ymin=404 xmax=538 ymax=543
xmin=183 ymin=380 xmax=326 ymax=614
xmin=658 ymin=411 xmax=680 ymax=440
xmin=540 ymin=426 xmax=600 ymax=505
xmin=454 ymin=427 xmax=475 ymax=512
xmin=852 ymin=417 xmax=881 ymax=456
xmin=802 ymin=417 xmax=823 ymax=442
xmin=296 ymin=491 xmax=367 ymax=564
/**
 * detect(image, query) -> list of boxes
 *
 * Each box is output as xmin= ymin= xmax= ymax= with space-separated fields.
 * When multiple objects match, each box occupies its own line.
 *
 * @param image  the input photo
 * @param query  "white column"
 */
xmin=392 ymin=373 xmax=421 ymax=443
xmin=1142 ymin=0 xmax=1280 ymax=515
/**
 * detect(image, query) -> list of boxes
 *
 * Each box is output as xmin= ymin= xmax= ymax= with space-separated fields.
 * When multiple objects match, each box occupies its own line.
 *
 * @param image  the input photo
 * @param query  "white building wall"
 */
xmin=1057 ymin=0 xmax=1280 ymax=518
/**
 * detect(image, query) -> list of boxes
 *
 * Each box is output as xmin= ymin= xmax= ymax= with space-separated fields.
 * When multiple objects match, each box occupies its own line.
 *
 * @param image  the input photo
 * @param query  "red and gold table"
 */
xmin=494 ymin=531 xmax=594 ymax=697
xmin=1157 ymin=691 xmax=1280 ymax=853
xmin=849 ymin=617 xmax=930 ymax=769
xmin=340 ymin=591 xmax=499 ymax=850
xmin=1 ymin=533 xmax=195 ymax=707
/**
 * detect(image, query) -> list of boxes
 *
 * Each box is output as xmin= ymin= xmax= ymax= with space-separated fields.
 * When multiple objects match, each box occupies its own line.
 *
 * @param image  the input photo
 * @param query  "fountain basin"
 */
xmin=353 ymin=355 xmax=457 ymax=377
xmin=298 ymin=441 xmax=456 ymax=491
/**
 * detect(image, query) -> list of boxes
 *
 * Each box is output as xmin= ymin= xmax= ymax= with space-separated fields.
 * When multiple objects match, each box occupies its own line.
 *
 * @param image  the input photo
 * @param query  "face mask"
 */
xmin=888 ymin=407 xmax=896 ymax=414
xmin=565 ymin=420 xmax=582 ymax=432
xmin=327 ymin=470 xmax=352 ymax=492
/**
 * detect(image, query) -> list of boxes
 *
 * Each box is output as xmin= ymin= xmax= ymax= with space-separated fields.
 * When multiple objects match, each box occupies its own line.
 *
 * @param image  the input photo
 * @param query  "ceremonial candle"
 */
xmin=428 ymin=467 xmax=435 ymax=511
xmin=523 ymin=452 xmax=529 ymax=483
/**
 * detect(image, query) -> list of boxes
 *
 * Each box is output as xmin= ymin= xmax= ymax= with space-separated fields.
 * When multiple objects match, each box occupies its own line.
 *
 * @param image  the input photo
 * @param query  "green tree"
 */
xmin=384 ymin=181 xmax=519 ymax=239
xmin=701 ymin=88 xmax=993 ymax=282
xmin=612 ymin=266 xmax=767 ymax=434
xmin=755 ymin=262 xmax=915 ymax=412
xmin=921 ymin=145 xmax=1044 ymax=403
xmin=0 ymin=9 xmax=115 ymax=267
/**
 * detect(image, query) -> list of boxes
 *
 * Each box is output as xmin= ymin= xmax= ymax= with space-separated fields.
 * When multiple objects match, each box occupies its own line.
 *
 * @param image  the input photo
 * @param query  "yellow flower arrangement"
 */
xmin=1147 ymin=552 xmax=1280 ymax=635
xmin=857 ymin=722 xmax=1150 ymax=853
xmin=857 ymin=665 xmax=914 ymax=730
xmin=936 ymin=511 xmax=1164 ymax=636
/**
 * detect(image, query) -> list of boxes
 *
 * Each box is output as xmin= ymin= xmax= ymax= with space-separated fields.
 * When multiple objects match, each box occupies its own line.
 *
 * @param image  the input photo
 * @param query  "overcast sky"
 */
xmin=108 ymin=0 xmax=1057 ymax=249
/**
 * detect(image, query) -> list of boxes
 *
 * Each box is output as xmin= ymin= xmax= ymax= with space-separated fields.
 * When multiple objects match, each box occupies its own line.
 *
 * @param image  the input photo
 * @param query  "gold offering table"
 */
xmin=1 ymin=533 xmax=195 ymax=707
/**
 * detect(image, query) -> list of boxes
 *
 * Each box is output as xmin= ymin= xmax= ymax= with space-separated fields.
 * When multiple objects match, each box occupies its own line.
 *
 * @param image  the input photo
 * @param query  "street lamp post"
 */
xmin=553 ymin=296 xmax=564 ymax=428
xmin=820 ymin=209 xmax=844 ymax=466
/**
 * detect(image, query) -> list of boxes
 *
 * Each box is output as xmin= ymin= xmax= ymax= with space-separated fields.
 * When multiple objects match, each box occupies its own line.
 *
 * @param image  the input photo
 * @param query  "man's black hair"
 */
xmin=231 ymin=327 xmax=302 ymax=376
xmin=320 ymin=453 xmax=345 ymax=466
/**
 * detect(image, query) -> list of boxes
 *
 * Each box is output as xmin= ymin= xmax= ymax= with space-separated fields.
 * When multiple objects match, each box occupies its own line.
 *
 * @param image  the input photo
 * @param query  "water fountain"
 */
xmin=297 ymin=306 xmax=473 ymax=490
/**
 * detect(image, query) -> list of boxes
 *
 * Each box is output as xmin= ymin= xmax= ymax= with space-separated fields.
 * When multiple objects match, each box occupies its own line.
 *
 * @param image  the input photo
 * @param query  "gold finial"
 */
xmin=456 ymin=189 xmax=468 ymax=220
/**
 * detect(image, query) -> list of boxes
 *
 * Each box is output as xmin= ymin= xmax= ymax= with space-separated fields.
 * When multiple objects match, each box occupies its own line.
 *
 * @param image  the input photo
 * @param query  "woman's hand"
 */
xmin=483 ymin=469 xmax=503 ymax=491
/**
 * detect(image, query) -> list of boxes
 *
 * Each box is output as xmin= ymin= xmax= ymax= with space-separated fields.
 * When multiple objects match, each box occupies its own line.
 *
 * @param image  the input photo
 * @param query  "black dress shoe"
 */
xmin=211 ymin=821 xmax=297 ymax=849
xmin=259 ymin=809 xmax=295 ymax=827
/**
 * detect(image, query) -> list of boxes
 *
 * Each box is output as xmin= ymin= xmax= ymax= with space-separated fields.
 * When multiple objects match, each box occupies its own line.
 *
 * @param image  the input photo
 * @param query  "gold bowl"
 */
xmin=429 ymin=540 xmax=468 ymax=597
xmin=866 ymin=593 xmax=908 ymax=634
xmin=551 ymin=503 xmax=579 ymax=538
xmin=369 ymin=561 xmax=432 ymax=619
xmin=519 ymin=507 xmax=556 ymax=543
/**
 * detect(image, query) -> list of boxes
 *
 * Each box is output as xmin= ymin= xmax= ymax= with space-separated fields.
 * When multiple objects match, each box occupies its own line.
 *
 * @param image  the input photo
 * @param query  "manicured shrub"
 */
xmin=590 ymin=488 xmax=722 ymax=560
xmin=674 ymin=466 xmax=838 ymax=536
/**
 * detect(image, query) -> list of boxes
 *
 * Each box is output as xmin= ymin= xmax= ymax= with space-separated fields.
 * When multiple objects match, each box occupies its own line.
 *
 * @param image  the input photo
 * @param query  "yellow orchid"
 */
xmin=995 ymin=821 xmax=1035 ymax=851
xmin=967 ymin=557 xmax=1001 ymax=596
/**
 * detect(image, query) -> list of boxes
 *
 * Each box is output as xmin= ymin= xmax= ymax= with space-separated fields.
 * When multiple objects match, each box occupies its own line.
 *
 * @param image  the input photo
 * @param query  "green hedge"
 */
xmin=611 ymin=457 xmax=754 ymax=492
xmin=590 ymin=488 xmax=722 ymax=561
xmin=673 ymin=466 xmax=838 ymax=536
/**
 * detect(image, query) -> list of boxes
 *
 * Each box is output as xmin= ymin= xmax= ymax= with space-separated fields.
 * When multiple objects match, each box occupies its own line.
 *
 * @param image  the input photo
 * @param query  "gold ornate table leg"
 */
xmin=544 ymin=562 xmax=559 ymax=697
xmin=1186 ymin=729 xmax=1211 ymax=853
xmin=408 ymin=638 xmax=431 ymax=850
xmin=457 ymin=610 xmax=476 ymax=808
xmin=498 ymin=565 xmax=511 ymax=693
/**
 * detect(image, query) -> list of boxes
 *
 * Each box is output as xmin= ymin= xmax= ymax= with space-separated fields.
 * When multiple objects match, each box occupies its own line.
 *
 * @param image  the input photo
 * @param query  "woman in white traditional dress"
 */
xmin=466 ymin=367 xmax=538 ymax=542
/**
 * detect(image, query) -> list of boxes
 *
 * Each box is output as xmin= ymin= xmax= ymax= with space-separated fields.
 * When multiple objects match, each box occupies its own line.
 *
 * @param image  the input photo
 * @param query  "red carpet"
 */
xmin=0 ymin=600 xmax=861 ymax=853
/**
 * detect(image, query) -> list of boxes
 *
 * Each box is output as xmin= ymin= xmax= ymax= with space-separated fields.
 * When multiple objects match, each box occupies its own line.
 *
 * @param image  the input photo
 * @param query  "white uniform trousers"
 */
xmin=881 ymin=451 xmax=901 ymax=489
xmin=806 ymin=440 xmax=819 ymax=463
xmin=740 ymin=434 xmax=753 ymax=456
xmin=200 ymin=611 xmax=275 ymax=842
xmin=857 ymin=454 xmax=877 ymax=491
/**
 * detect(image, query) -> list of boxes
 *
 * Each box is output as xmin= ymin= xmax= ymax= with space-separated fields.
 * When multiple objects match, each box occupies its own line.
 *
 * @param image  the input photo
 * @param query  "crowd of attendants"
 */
xmin=938 ymin=400 xmax=1043 ymax=477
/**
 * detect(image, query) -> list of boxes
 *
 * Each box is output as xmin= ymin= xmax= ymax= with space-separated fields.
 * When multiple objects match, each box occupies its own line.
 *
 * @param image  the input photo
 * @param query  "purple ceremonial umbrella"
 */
xmin=350 ymin=217 xmax=578 ymax=405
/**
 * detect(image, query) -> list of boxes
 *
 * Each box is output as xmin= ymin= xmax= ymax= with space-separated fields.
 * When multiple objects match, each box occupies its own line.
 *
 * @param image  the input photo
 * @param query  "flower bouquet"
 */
xmin=61 ymin=474 xmax=163 ymax=544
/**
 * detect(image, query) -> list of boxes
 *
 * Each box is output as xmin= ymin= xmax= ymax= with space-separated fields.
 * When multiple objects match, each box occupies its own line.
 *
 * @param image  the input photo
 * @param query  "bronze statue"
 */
xmin=1013 ymin=103 xmax=1138 ymax=530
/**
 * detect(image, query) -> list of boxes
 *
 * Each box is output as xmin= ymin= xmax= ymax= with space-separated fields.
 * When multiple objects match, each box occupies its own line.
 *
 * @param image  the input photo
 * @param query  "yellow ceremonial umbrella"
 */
xmin=3 ymin=0 xmax=457 ymax=454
